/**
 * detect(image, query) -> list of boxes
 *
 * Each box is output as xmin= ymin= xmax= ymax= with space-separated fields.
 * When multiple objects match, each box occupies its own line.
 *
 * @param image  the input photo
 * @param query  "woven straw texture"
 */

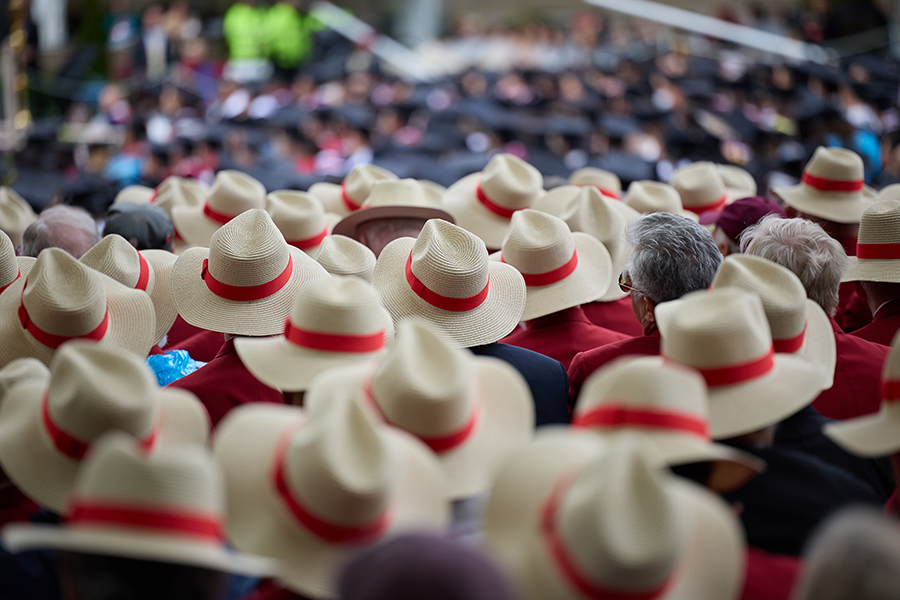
xmin=172 ymin=170 xmax=267 ymax=247
xmin=844 ymin=199 xmax=900 ymax=283
xmin=671 ymin=162 xmax=732 ymax=211
xmin=569 ymin=167 xmax=622 ymax=196
xmin=625 ymin=181 xmax=698 ymax=221
xmin=266 ymin=190 xmax=340 ymax=255
xmin=309 ymin=165 xmax=398 ymax=217
xmin=0 ymin=230 xmax=34 ymax=291
xmin=314 ymin=235 xmax=377 ymax=282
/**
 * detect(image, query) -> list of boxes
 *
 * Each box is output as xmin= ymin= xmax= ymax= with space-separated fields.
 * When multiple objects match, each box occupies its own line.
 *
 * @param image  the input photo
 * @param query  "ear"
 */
xmin=639 ymin=295 xmax=656 ymax=335
xmin=855 ymin=281 xmax=868 ymax=303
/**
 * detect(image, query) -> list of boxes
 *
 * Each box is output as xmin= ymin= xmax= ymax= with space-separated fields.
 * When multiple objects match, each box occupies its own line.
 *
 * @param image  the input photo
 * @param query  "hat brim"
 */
xmin=170 ymin=246 xmax=329 ymax=336
xmin=142 ymin=250 xmax=178 ymax=346
xmin=823 ymin=403 xmax=900 ymax=457
xmin=170 ymin=205 xmax=227 ymax=248
xmin=596 ymin=230 xmax=633 ymax=302
xmin=0 ymin=383 xmax=209 ymax=513
xmin=842 ymin=256 xmax=900 ymax=284
xmin=309 ymin=183 xmax=353 ymax=217
xmin=772 ymin=184 xmax=877 ymax=224
xmin=213 ymin=403 xmax=449 ymax=599
xmin=332 ymin=206 xmax=456 ymax=242
xmin=374 ymin=236 xmax=526 ymax=348
xmin=794 ymin=299 xmax=836 ymax=390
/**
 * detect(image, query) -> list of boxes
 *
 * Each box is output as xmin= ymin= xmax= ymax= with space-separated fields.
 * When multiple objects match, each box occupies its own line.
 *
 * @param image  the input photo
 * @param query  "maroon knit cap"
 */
xmin=700 ymin=196 xmax=786 ymax=243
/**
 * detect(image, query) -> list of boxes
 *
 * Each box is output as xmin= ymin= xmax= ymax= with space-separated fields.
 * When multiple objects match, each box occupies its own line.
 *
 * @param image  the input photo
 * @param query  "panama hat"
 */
xmin=235 ymin=276 xmax=393 ymax=392
xmin=843 ymin=199 xmax=900 ymax=284
xmin=214 ymin=394 xmax=449 ymax=598
xmin=625 ymin=181 xmax=699 ymax=221
xmin=332 ymin=179 xmax=454 ymax=242
xmin=533 ymin=186 xmax=638 ymax=302
xmin=716 ymin=164 xmax=757 ymax=200
xmin=443 ymin=154 xmax=545 ymax=249
xmin=0 ymin=358 xmax=49 ymax=401
xmin=654 ymin=288 xmax=826 ymax=440
xmin=266 ymin=190 xmax=341 ymax=255
xmin=671 ymin=162 xmax=732 ymax=216
xmin=824 ymin=330 xmax=900 ymax=456
xmin=373 ymin=219 xmax=526 ymax=348
xmin=0 ymin=230 xmax=34 ymax=296
xmin=0 ymin=342 xmax=210 ymax=512
xmin=0 ymin=248 xmax=155 ymax=368
xmin=170 ymin=209 xmax=329 ymax=336
xmin=171 ymin=170 xmax=267 ymax=247
xmin=483 ymin=437 xmax=746 ymax=600
xmin=772 ymin=147 xmax=876 ymax=224
xmin=309 ymin=165 xmax=398 ymax=217
xmin=0 ymin=187 xmax=37 ymax=248
xmin=573 ymin=357 xmax=763 ymax=493
xmin=112 ymin=185 xmax=154 ymax=206
xmin=80 ymin=234 xmax=178 ymax=346
xmin=314 ymin=235 xmax=376 ymax=282
xmin=569 ymin=167 xmax=622 ymax=200
xmin=306 ymin=320 xmax=534 ymax=499
xmin=878 ymin=184 xmax=900 ymax=202
xmin=712 ymin=254 xmax=835 ymax=389
xmin=2 ymin=433 xmax=274 ymax=576
xmin=490 ymin=210 xmax=613 ymax=321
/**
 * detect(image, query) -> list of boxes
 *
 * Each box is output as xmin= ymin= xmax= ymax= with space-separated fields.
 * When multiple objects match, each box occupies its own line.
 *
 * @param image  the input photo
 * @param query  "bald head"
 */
xmin=21 ymin=205 xmax=101 ymax=259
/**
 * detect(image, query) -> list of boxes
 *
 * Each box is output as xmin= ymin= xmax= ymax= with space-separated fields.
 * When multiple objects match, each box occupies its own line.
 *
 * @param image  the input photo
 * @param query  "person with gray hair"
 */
xmin=741 ymin=215 xmax=888 ymax=420
xmin=20 ymin=205 xmax=101 ymax=259
xmin=567 ymin=212 xmax=722 ymax=398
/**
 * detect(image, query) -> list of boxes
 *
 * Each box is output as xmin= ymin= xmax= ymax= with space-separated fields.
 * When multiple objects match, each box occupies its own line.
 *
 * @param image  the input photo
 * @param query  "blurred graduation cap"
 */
xmin=598 ymin=113 xmax=642 ymax=141
xmin=590 ymin=150 xmax=655 ymax=185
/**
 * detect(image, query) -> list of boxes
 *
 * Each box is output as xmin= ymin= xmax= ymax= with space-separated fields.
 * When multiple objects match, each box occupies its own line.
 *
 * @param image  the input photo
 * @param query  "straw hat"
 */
xmin=0 ymin=187 xmax=37 ymax=248
xmin=490 ymin=210 xmax=613 ymax=321
xmin=877 ymin=184 xmax=900 ymax=202
xmin=573 ymin=357 xmax=763 ymax=493
xmin=332 ymin=179 xmax=454 ymax=242
xmin=80 ymin=234 xmax=178 ymax=346
xmin=171 ymin=170 xmax=267 ymax=247
xmin=151 ymin=176 xmax=207 ymax=217
xmin=443 ymin=154 xmax=545 ymax=249
xmin=306 ymin=320 xmax=534 ymax=499
xmin=772 ymin=147 xmax=876 ymax=224
xmin=213 ymin=394 xmax=449 ymax=598
xmin=0 ymin=229 xmax=34 ymax=296
xmin=842 ymin=199 xmax=900 ymax=284
xmin=170 ymin=209 xmax=329 ymax=336
xmin=654 ymin=288 xmax=826 ymax=440
xmin=824 ymin=331 xmax=900 ymax=456
xmin=0 ymin=342 xmax=210 ymax=512
xmin=711 ymin=254 xmax=836 ymax=390
xmin=235 ymin=276 xmax=393 ymax=392
xmin=313 ymin=235 xmax=376 ymax=282
xmin=625 ymin=181 xmax=699 ymax=221
xmin=2 ymin=433 xmax=274 ymax=576
xmin=0 ymin=358 xmax=49 ymax=401
xmin=671 ymin=162 xmax=732 ymax=216
xmin=373 ymin=219 xmax=526 ymax=348
xmin=0 ymin=248 xmax=156 ymax=368
xmin=569 ymin=167 xmax=622 ymax=200
xmin=533 ymin=186 xmax=638 ymax=302
xmin=112 ymin=185 xmax=154 ymax=206
xmin=309 ymin=165 xmax=398 ymax=217
xmin=266 ymin=190 xmax=341 ymax=255
xmin=483 ymin=437 xmax=745 ymax=600
xmin=716 ymin=164 xmax=757 ymax=200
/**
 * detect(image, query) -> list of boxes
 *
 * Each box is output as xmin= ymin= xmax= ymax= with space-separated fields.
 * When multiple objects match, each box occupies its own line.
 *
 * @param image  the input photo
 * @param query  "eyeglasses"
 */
xmin=618 ymin=272 xmax=643 ymax=295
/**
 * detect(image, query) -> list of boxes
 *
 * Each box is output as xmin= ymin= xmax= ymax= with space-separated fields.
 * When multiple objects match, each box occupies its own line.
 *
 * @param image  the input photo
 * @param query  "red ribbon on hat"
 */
xmin=148 ymin=187 xmax=159 ymax=204
xmin=801 ymin=171 xmax=864 ymax=193
xmin=286 ymin=229 xmax=328 ymax=251
xmin=202 ymin=202 xmax=236 ymax=225
xmin=405 ymin=253 xmax=489 ymax=312
xmin=271 ymin=423 xmax=390 ymax=544
xmin=673 ymin=347 xmax=776 ymax=388
xmin=501 ymin=251 xmax=578 ymax=287
xmin=201 ymin=255 xmax=293 ymax=302
xmin=881 ymin=379 xmax=900 ymax=402
xmin=772 ymin=325 xmax=806 ymax=354
xmin=475 ymin=182 xmax=522 ymax=219
xmin=856 ymin=242 xmax=900 ymax=260
xmin=135 ymin=251 xmax=150 ymax=291
xmin=578 ymin=184 xmax=621 ymax=200
xmin=683 ymin=194 xmax=728 ymax=215
xmin=18 ymin=287 xmax=109 ymax=350
xmin=67 ymin=500 xmax=224 ymax=541
xmin=283 ymin=319 xmax=385 ymax=353
xmin=572 ymin=405 xmax=709 ymax=439
xmin=0 ymin=270 xmax=21 ymax=295
xmin=341 ymin=182 xmax=361 ymax=212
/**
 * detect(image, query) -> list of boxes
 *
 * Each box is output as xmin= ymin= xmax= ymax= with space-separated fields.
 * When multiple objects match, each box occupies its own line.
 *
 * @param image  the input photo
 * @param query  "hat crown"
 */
xmin=155 ymin=177 xmax=205 ymax=214
xmin=372 ymin=321 xmax=475 ymax=438
xmin=625 ymin=181 xmax=683 ymax=214
xmin=573 ymin=188 xmax=626 ymax=245
xmin=0 ymin=230 xmax=19 ymax=288
xmin=314 ymin=235 xmax=376 ymax=282
xmin=671 ymin=162 xmax=727 ymax=207
xmin=364 ymin=179 xmax=435 ymax=209
xmin=501 ymin=210 xmax=576 ymax=276
xmin=410 ymin=220 xmax=490 ymax=300
xmin=344 ymin=165 xmax=398 ymax=203
xmin=480 ymin=154 xmax=543 ymax=210
xmin=80 ymin=234 xmax=151 ymax=292
xmin=24 ymin=249 xmax=108 ymax=338
xmin=206 ymin=170 xmax=266 ymax=216
xmin=266 ymin=191 xmax=326 ymax=241
xmin=0 ymin=187 xmax=37 ymax=235
xmin=857 ymin=198 xmax=900 ymax=245
xmin=207 ymin=210 xmax=291 ymax=287
xmin=716 ymin=165 xmax=756 ymax=197
xmin=289 ymin=276 xmax=385 ymax=337
xmin=804 ymin=146 xmax=864 ymax=182
xmin=0 ymin=357 xmax=49 ymax=398
xmin=569 ymin=168 xmax=621 ymax=195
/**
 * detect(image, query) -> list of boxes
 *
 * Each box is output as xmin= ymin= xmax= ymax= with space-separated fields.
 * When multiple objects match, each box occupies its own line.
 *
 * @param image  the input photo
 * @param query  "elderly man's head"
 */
xmin=740 ymin=215 xmax=849 ymax=316
xmin=21 ymin=205 xmax=101 ymax=259
xmin=621 ymin=212 xmax=722 ymax=334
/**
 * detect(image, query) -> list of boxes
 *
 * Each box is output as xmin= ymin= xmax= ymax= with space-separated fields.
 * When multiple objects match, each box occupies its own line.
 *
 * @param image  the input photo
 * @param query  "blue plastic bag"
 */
xmin=146 ymin=350 xmax=206 ymax=386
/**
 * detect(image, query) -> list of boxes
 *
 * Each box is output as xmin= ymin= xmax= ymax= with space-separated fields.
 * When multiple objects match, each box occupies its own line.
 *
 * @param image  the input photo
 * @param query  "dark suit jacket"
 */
xmin=581 ymin=297 xmax=644 ymax=337
xmin=469 ymin=343 xmax=570 ymax=427
xmin=567 ymin=330 xmax=661 ymax=400
xmin=852 ymin=298 xmax=900 ymax=346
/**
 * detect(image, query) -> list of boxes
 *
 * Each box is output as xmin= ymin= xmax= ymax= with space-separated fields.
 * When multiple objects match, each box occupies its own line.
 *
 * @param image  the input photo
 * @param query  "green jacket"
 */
xmin=266 ymin=3 xmax=322 ymax=68
xmin=223 ymin=3 xmax=269 ymax=60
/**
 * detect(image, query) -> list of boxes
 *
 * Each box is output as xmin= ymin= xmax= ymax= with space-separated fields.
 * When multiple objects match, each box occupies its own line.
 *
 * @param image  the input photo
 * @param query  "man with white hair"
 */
xmin=20 ymin=205 xmax=101 ymax=259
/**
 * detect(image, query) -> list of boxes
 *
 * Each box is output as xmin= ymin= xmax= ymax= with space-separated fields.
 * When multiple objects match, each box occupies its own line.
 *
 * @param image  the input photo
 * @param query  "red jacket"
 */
xmin=567 ymin=330 xmax=661 ymax=400
xmin=164 ymin=314 xmax=207 ymax=348
xmin=811 ymin=318 xmax=889 ymax=420
xmin=836 ymin=281 xmax=873 ymax=333
xmin=851 ymin=298 xmax=900 ymax=346
xmin=170 ymin=329 xmax=226 ymax=363
xmin=166 ymin=339 xmax=283 ymax=427
xmin=740 ymin=547 xmax=803 ymax=600
xmin=581 ymin=297 xmax=644 ymax=337
xmin=240 ymin=581 xmax=304 ymax=600
xmin=501 ymin=307 xmax=628 ymax=370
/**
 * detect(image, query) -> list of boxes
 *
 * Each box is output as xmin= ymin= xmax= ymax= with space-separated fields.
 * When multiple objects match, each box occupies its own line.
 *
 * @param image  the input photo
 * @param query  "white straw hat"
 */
xmin=490 ymin=210 xmax=613 ymax=320
xmin=711 ymin=254 xmax=836 ymax=390
xmin=80 ymin=234 xmax=178 ymax=346
xmin=654 ymin=288 xmax=826 ymax=439
xmin=0 ymin=229 xmax=34 ymax=296
xmin=716 ymin=164 xmax=757 ymax=200
xmin=484 ymin=437 xmax=745 ymax=600
xmin=113 ymin=185 xmax=154 ymax=206
xmin=671 ymin=162 xmax=732 ymax=216
xmin=568 ymin=167 xmax=622 ymax=200
xmin=373 ymin=219 xmax=526 ymax=348
xmin=170 ymin=209 xmax=329 ymax=336
xmin=306 ymin=320 xmax=534 ymax=499
xmin=309 ymin=165 xmax=398 ymax=216
xmin=0 ymin=342 xmax=210 ymax=512
xmin=214 ymin=394 xmax=449 ymax=598
xmin=0 ymin=358 xmax=49 ymax=401
xmin=313 ymin=235 xmax=377 ymax=282
xmin=625 ymin=180 xmax=699 ymax=221
xmin=0 ymin=248 xmax=156 ymax=367
xmin=2 ymin=433 xmax=274 ymax=576
xmin=878 ymin=183 xmax=900 ymax=201
xmin=0 ymin=187 xmax=37 ymax=248
xmin=235 ymin=276 xmax=393 ymax=392
xmin=772 ymin=147 xmax=876 ymax=224
xmin=171 ymin=170 xmax=267 ymax=247
xmin=152 ymin=177 xmax=207 ymax=218
xmin=266 ymin=190 xmax=341 ymax=255
xmin=443 ymin=154 xmax=545 ymax=249
xmin=842 ymin=198 xmax=900 ymax=284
